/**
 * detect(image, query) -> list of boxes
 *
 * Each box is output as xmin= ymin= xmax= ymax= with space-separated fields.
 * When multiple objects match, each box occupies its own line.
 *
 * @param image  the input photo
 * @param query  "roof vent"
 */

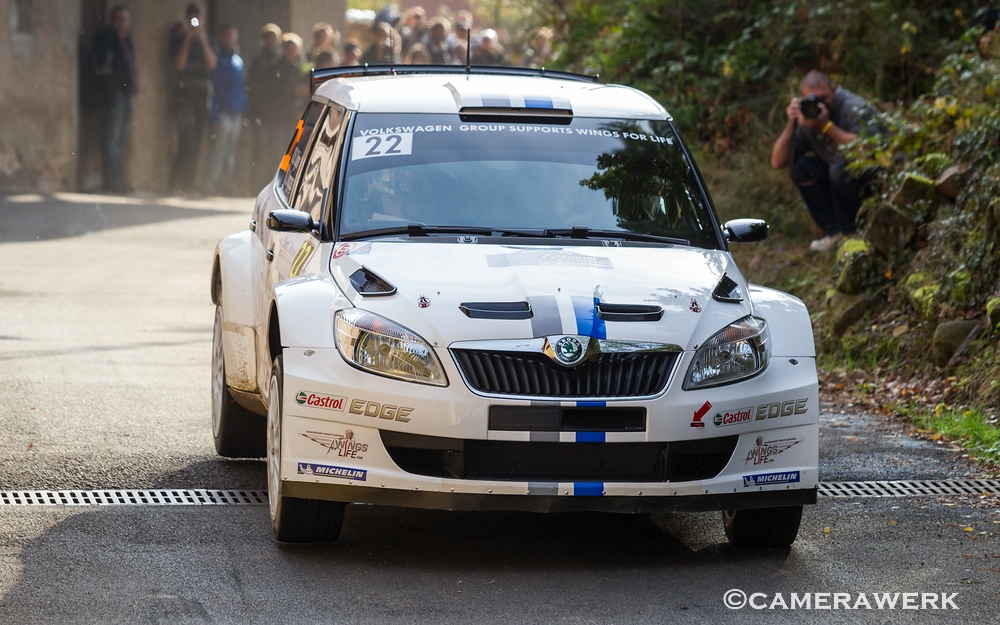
xmin=448 ymin=83 xmax=573 ymax=124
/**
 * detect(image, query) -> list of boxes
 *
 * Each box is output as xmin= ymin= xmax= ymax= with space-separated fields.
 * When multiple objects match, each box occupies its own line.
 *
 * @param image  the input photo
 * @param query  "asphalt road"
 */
xmin=0 ymin=193 xmax=997 ymax=624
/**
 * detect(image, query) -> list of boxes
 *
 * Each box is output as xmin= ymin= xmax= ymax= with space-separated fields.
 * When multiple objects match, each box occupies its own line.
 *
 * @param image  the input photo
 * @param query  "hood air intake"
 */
xmin=712 ymin=274 xmax=743 ymax=303
xmin=349 ymin=267 xmax=396 ymax=296
xmin=460 ymin=301 xmax=533 ymax=320
xmin=595 ymin=303 xmax=663 ymax=322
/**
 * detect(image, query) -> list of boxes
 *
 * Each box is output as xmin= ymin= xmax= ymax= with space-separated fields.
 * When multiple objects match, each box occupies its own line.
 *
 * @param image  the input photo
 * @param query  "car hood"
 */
xmin=329 ymin=241 xmax=754 ymax=350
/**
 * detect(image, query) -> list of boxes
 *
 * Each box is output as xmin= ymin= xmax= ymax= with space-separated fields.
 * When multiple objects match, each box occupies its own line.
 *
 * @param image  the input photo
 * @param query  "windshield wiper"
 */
xmin=341 ymin=224 xmax=552 ymax=241
xmin=544 ymin=226 xmax=689 ymax=246
xmin=341 ymin=224 xmax=688 ymax=245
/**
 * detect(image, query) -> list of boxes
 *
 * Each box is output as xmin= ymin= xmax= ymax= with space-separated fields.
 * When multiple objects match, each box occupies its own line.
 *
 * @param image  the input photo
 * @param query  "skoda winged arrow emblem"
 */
xmin=553 ymin=336 xmax=585 ymax=365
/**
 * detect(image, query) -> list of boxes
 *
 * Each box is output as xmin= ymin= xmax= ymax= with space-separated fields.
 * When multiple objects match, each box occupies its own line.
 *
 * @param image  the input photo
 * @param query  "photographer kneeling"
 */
xmin=771 ymin=71 xmax=879 ymax=252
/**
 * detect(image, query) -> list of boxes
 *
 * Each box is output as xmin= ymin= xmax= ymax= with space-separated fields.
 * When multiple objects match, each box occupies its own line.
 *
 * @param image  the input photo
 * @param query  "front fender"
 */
xmin=748 ymin=284 xmax=816 ymax=358
xmin=215 ymin=231 xmax=258 ymax=392
xmin=273 ymin=275 xmax=353 ymax=350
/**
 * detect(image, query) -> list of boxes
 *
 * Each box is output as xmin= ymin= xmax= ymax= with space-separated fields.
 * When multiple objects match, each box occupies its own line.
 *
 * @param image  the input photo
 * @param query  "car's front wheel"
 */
xmin=722 ymin=506 xmax=803 ymax=547
xmin=212 ymin=306 xmax=266 ymax=458
xmin=267 ymin=354 xmax=345 ymax=543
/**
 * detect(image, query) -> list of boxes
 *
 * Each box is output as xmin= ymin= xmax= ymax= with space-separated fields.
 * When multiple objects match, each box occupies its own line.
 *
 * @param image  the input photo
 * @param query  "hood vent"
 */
xmin=349 ymin=267 xmax=396 ymax=297
xmin=595 ymin=303 xmax=663 ymax=322
xmin=712 ymin=274 xmax=743 ymax=303
xmin=460 ymin=301 xmax=532 ymax=320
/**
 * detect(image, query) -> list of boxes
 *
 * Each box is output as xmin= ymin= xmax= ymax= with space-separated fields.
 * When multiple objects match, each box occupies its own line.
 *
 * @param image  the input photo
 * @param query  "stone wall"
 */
xmin=0 ymin=0 xmax=347 ymax=194
xmin=115 ymin=0 xmax=192 ymax=193
xmin=0 ymin=0 xmax=80 ymax=192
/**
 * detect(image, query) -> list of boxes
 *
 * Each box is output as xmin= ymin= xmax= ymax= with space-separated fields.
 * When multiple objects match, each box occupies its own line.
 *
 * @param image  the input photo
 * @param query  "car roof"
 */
xmin=314 ymin=72 xmax=670 ymax=120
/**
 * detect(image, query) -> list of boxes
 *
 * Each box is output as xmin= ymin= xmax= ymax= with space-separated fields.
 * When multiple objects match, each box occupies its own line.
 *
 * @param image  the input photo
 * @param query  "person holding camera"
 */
xmin=771 ymin=71 xmax=879 ymax=252
xmin=168 ymin=3 xmax=217 ymax=194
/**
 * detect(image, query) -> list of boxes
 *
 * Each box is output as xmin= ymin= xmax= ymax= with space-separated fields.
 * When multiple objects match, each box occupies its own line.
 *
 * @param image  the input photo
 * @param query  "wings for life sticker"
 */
xmin=744 ymin=436 xmax=801 ymax=466
xmin=351 ymin=133 xmax=414 ymax=161
xmin=297 ymin=463 xmax=367 ymax=481
xmin=743 ymin=471 xmax=800 ymax=487
xmin=299 ymin=429 xmax=368 ymax=459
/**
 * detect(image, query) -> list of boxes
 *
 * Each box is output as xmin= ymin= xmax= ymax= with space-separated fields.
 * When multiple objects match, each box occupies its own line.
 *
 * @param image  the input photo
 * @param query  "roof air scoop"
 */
xmin=712 ymin=274 xmax=743 ymax=303
xmin=447 ymin=82 xmax=573 ymax=124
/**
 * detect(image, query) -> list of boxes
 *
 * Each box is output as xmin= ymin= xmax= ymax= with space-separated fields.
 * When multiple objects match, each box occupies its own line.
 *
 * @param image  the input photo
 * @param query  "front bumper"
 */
xmin=284 ymin=481 xmax=817 ymax=513
xmin=279 ymin=347 xmax=819 ymax=513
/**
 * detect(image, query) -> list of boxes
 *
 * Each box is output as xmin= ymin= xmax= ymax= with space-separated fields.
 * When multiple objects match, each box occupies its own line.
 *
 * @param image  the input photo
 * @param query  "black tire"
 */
xmin=722 ymin=505 xmax=803 ymax=547
xmin=267 ymin=354 xmax=346 ymax=543
xmin=212 ymin=306 xmax=266 ymax=458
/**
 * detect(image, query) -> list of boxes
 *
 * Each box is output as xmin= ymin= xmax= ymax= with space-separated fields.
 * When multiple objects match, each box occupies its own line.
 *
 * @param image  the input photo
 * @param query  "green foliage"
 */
xmin=538 ymin=0 xmax=977 ymax=143
xmin=839 ymin=330 xmax=901 ymax=370
xmin=913 ymin=407 xmax=1000 ymax=466
xmin=845 ymin=29 xmax=1000 ymax=310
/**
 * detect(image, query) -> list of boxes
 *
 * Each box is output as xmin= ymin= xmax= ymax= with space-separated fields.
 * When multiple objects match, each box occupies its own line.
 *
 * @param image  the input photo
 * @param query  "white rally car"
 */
xmin=211 ymin=65 xmax=818 ymax=545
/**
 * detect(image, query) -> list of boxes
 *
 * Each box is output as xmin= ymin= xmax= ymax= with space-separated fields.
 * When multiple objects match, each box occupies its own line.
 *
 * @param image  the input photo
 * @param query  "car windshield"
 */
xmin=339 ymin=113 xmax=720 ymax=247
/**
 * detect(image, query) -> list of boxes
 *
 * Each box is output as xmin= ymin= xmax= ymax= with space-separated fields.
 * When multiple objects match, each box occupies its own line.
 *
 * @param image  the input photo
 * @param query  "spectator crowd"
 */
xmin=88 ymin=3 xmax=557 ymax=196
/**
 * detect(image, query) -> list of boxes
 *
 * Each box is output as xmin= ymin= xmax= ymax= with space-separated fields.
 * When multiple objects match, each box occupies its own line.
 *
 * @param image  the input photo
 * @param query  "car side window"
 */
xmin=277 ymin=101 xmax=325 ymax=201
xmin=292 ymin=104 xmax=346 ymax=224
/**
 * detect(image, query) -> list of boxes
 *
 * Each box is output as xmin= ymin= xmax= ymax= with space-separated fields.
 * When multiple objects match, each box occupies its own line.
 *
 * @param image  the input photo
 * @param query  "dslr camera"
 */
xmin=799 ymin=95 xmax=823 ymax=119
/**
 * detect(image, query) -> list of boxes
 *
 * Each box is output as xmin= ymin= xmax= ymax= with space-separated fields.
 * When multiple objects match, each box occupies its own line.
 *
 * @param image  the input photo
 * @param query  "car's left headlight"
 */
xmin=684 ymin=316 xmax=769 ymax=390
xmin=335 ymin=309 xmax=448 ymax=386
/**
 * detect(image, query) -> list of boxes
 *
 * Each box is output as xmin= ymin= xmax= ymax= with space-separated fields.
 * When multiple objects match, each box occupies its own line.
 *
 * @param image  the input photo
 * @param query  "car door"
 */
xmin=272 ymin=102 xmax=347 ymax=285
xmin=254 ymin=100 xmax=326 ymax=392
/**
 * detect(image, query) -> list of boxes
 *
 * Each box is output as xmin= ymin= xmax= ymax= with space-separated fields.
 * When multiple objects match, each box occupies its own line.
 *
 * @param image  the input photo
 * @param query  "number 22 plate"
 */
xmin=351 ymin=133 xmax=414 ymax=161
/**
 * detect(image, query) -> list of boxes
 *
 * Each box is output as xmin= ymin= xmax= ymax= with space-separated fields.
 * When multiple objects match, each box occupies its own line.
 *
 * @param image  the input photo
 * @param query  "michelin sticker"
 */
xmin=297 ymin=463 xmax=367 ymax=481
xmin=743 ymin=471 xmax=800 ymax=487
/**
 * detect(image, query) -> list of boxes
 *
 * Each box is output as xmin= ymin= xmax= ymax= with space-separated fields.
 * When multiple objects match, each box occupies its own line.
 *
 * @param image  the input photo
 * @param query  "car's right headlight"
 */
xmin=684 ymin=316 xmax=769 ymax=390
xmin=334 ymin=309 xmax=448 ymax=386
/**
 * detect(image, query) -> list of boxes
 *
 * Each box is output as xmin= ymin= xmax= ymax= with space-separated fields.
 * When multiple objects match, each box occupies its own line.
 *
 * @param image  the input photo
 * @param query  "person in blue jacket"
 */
xmin=204 ymin=24 xmax=248 ymax=195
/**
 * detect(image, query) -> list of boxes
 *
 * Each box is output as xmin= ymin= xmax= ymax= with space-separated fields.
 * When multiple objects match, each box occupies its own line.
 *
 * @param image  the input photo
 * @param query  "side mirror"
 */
xmin=723 ymin=218 xmax=769 ymax=243
xmin=267 ymin=209 xmax=314 ymax=233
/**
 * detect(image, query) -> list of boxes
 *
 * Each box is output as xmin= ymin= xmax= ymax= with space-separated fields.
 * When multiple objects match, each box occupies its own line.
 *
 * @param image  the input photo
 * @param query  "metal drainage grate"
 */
xmin=0 ymin=489 xmax=268 ymax=506
xmin=819 ymin=480 xmax=1000 ymax=498
xmin=1 ymin=481 xmax=998 ymax=506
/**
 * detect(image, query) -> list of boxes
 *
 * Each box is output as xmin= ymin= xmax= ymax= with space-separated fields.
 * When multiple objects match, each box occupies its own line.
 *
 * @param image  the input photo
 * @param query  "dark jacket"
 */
xmin=247 ymin=48 xmax=282 ymax=124
xmin=89 ymin=28 xmax=137 ymax=108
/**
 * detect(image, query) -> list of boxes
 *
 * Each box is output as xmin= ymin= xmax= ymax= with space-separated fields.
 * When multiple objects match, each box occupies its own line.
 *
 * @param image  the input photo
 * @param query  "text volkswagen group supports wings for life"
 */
xmin=339 ymin=114 xmax=721 ymax=248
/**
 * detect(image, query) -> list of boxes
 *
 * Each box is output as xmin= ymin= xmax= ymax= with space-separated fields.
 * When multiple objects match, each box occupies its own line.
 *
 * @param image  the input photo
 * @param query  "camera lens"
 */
xmin=800 ymin=96 xmax=821 ymax=119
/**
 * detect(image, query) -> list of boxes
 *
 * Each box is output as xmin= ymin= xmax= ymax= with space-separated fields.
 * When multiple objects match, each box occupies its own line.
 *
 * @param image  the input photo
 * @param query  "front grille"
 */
xmin=380 ymin=431 xmax=738 ymax=483
xmin=451 ymin=349 xmax=678 ymax=398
